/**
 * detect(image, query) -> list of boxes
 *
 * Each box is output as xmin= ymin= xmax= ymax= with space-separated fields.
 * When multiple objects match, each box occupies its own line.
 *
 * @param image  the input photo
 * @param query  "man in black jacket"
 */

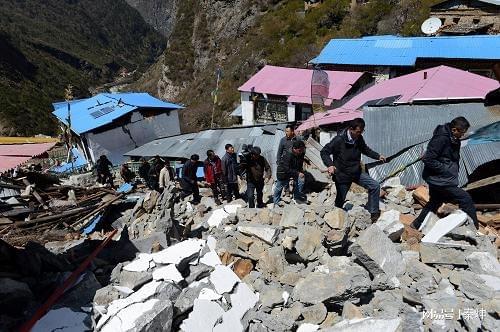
xmin=221 ymin=144 xmax=240 ymax=202
xmin=274 ymin=140 xmax=306 ymax=205
xmin=411 ymin=117 xmax=478 ymax=229
xmin=321 ymin=118 xmax=385 ymax=222
xmin=276 ymin=125 xmax=297 ymax=160
xmin=240 ymin=146 xmax=271 ymax=208
xmin=180 ymin=154 xmax=201 ymax=204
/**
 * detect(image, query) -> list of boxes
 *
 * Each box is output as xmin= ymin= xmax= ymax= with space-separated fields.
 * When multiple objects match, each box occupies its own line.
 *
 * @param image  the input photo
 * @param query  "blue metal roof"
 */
xmin=52 ymin=93 xmax=183 ymax=135
xmin=310 ymin=35 xmax=500 ymax=66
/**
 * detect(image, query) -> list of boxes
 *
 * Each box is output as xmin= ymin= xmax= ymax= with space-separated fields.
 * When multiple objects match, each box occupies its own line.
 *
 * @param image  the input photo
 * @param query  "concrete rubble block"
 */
xmin=421 ymin=211 xmax=467 ymax=243
xmin=371 ymin=273 xmax=401 ymax=291
xmin=323 ymin=317 xmax=402 ymax=332
xmin=207 ymin=204 xmax=242 ymax=228
xmin=152 ymin=239 xmax=205 ymax=265
xmin=174 ymin=281 xmax=209 ymax=315
xmin=200 ymin=250 xmax=222 ymax=267
xmin=375 ymin=210 xmax=404 ymax=241
xmin=214 ymin=282 xmax=259 ymax=332
xmin=349 ymin=225 xmax=404 ymax=277
xmin=449 ymin=269 xmax=496 ymax=301
xmin=118 ymin=270 xmax=153 ymax=290
xmin=295 ymin=225 xmax=323 ymax=261
xmin=152 ymin=264 xmax=183 ymax=283
xmin=123 ymin=253 xmax=154 ymax=272
xmin=297 ymin=323 xmax=320 ymax=332
xmin=362 ymin=289 xmax=404 ymax=319
xmin=419 ymin=242 xmax=478 ymax=266
xmin=236 ymin=233 xmax=254 ymax=251
xmin=32 ymin=308 xmax=89 ymax=332
xmin=209 ymin=264 xmax=241 ymax=294
xmin=99 ymin=299 xmax=173 ymax=332
xmin=466 ymin=252 xmax=500 ymax=277
xmin=279 ymin=205 xmax=305 ymax=228
xmin=180 ymin=299 xmax=224 ymax=332
xmin=324 ymin=208 xmax=347 ymax=230
xmin=302 ymin=303 xmax=327 ymax=324
xmin=257 ymin=246 xmax=286 ymax=279
xmin=260 ymin=287 xmax=285 ymax=309
xmin=292 ymin=266 xmax=371 ymax=304
xmin=342 ymin=302 xmax=363 ymax=320
xmin=237 ymin=224 xmax=279 ymax=245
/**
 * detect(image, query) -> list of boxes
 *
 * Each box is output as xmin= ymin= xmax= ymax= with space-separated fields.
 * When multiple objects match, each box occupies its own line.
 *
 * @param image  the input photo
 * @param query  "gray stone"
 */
xmin=324 ymin=208 xmax=346 ymax=230
xmin=181 ymin=299 xmax=224 ymax=332
xmin=349 ymin=225 xmax=404 ymax=277
xmin=324 ymin=228 xmax=348 ymax=256
xmin=185 ymin=263 xmax=213 ymax=284
xmin=375 ymin=210 xmax=404 ymax=241
xmin=99 ymin=299 xmax=173 ymax=332
xmin=237 ymin=224 xmax=279 ymax=245
xmin=276 ymin=301 xmax=303 ymax=322
xmin=342 ymin=302 xmax=363 ymax=320
xmin=466 ymin=252 xmax=500 ymax=277
xmin=258 ymin=246 xmax=286 ymax=279
xmin=280 ymin=205 xmax=304 ymax=228
xmin=302 ymin=303 xmax=327 ymax=324
xmin=260 ymin=288 xmax=285 ymax=309
xmin=292 ymin=266 xmax=370 ymax=304
xmin=93 ymin=285 xmax=126 ymax=306
xmin=174 ymin=281 xmax=209 ymax=315
xmin=419 ymin=242 xmax=475 ymax=266
xmin=295 ymin=225 xmax=323 ymax=261
xmin=118 ymin=270 xmax=153 ymax=290
xmin=247 ymin=311 xmax=294 ymax=331
xmin=362 ymin=290 xmax=404 ymax=319
xmin=57 ymin=271 xmax=102 ymax=308
xmin=323 ymin=317 xmax=403 ymax=332
xmin=449 ymin=270 xmax=494 ymax=301
xmin=279 ymin=271 xmax=302 ymax=286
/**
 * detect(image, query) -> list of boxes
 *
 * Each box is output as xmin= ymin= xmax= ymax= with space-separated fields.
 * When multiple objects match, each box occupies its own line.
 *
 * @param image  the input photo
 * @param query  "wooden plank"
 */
xmin=465 ymin=174 xmax=500 ymax=191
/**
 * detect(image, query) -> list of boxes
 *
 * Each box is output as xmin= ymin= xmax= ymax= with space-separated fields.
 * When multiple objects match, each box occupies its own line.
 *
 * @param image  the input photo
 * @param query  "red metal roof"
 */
xmin=0 ymin=142 xmax=57 ymax=172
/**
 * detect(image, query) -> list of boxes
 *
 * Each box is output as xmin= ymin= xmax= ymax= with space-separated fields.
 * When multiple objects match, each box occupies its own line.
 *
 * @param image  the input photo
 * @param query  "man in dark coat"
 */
xmin=96 ymin=155 xmax=113 ymax=185
xmin=204 ymin=150 xmax=224 ymax=205
xmin=276 ymin=124 xmax=297 ymax=160
xmin=320 ymin=118 xmax=386 ymax=222
xmin=120 ymin=163 xmax=135 ymax=183
xmin=240 ymin=146 xmax=271 ymax=208
xmin=180 ymin=154 xmax=201 ymax=204
xmin=274 ymin=140 xmax=306 ymax=205
xmin=221 ymin=144 xmax=240 ymax=202
xmin=148 ymin=155 xmax=164 ymax=191
xmin=411 ymin=117 xmax=478 ymax=229
xmin=138 ymin=158 xmax=151 ymax=185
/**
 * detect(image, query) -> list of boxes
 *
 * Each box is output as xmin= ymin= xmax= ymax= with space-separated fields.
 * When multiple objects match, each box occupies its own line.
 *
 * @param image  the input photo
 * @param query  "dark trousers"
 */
xmin=209 ymin=178 xmax=225 ymax=202
xmin=412 ymin=185 xmax=478 ymax=229
xmin=180 ymin=179 xmax=200 ymax=203
xmin=247 ymin=181 xmax=264 ymax=208
xmin=334 ymin=172 xmax=380 ymax=214
xmin=225 ymin=182 xmax=240 ymax=202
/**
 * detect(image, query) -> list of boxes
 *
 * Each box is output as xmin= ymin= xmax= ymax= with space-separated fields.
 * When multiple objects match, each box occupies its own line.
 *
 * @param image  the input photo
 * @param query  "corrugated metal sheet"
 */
xmin=125 ymin=124 xmax=286 ymax=176
xmin=311 ymin=35 xmax=500 ymax=66
xmin=0 ymin=142 xmax=58 ymax=172
xmin=52 ymin=93 xmax=182 ymax=135
xmin=362 ymin=103 xmax=500 ymax=159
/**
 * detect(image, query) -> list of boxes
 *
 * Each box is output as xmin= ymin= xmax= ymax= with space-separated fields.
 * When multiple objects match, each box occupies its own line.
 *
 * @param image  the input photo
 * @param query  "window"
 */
xmin=473 ymin=18 xmax=480 ymax=24
xmin=453 ymin=17 xmax=460 ymax=24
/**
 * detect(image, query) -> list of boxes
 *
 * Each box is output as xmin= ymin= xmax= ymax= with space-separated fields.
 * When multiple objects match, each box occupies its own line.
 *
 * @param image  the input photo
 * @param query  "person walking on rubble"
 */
xmin=120 ymin=163 xmax=135 ymax=183
xmin=148 ymin=155 xmax=164 ymax=191
xmin=159 ymin=162 xmax=173 ymax=192
xmin=410 ymin=117 xmax=478 ymax=230
xmin=96 ymin=155 xmax=113 ymax=185
xmin=180 ymin=154 xmax=201 ymax=204
xmin=274 ymin=140 xmax=307 ymax=205
xmin=138 ymin=158 xmax=151 ymax=186
xmin=240 ymin=146 xmax=271 ymax=208
xmin=221 ymin=144 xmax=240 ymax=202
xmin=320 ymin=118 xmax=386 ymax=222
xmin=204 ymin=150 xmax=224 ymax=205
xmin=276 ymin=124 xmax=297 ymax=198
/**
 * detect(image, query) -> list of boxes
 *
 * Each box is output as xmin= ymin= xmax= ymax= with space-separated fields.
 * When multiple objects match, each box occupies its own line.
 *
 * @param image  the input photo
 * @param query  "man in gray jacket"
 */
xmin=221 ymin=144 xmax=240 ymax=202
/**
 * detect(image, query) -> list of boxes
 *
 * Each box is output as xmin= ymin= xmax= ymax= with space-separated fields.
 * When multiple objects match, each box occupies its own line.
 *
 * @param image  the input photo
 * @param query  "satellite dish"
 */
xmin=421 ymin=17 xmax=442 ymax=35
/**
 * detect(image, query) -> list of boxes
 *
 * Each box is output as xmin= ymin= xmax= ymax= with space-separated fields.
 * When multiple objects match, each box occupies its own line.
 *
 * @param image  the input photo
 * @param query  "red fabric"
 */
xmin=204 ymin=157 xmax=222 ymax=184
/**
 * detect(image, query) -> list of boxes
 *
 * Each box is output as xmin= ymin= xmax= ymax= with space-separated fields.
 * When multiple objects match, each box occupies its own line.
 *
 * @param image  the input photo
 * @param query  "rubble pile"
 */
xmin=2 ymin=178 xmax=499 ymax=331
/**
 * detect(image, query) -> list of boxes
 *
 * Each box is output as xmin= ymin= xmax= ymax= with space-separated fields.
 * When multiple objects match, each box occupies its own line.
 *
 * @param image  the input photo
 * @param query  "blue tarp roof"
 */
xmin=310 ymin=35 xmax=500 ymax=67
xmin=52 ymin=93 xmax=183 ymax=135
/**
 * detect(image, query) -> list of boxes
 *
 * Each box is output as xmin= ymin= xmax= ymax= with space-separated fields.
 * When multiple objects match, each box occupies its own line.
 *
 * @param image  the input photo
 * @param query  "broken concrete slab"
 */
xmin=209 ymin=265 xmax=240 ymax=294
xmin=279 ymin=205 xmax=304 ymax=228
xmin=375 ymin=210 xmax=404 ymax=241
xmin=99 ymin=299 xmax=173 ymax=332
xmin=199 ymin=250 xmax=222 ymax=267
xmin=349 ymin=225 xmax=404 ymax=277
xmin=123 ymin=253 xmax=154 ymax=272
xmin=213 ymin=282 xmax=259 ymax=332
xmin=152 ymin=264 xmax=183 ymax=283
xmin=32 ymin=308 xmax=89 ymax=332
xmin=421 ymin=211 xmax=467 ymax=243
xmin=152 ymin=239 xmax=205 ymax=265
xmin=237 ymin=224 xmax=279 ymax=245
xmin=180 ymin=299 xmax=224 ymax=332
xmin=323 ymin=317 xmax=402 ymax=332
xmin=466 ymin=252 xmax=500 ymax=277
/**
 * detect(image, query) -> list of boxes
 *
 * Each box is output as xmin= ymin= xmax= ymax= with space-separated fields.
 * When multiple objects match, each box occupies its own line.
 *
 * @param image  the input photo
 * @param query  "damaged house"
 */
xmin=236 ymin=65 xmax=371 ymax=125
xmin=52 ymin=92 xmax=183 ymax=166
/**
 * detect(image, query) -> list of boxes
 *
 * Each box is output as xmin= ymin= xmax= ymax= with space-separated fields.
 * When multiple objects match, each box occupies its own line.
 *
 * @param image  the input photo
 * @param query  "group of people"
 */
xmin=97 ymin=114 xmax=479 ymax=231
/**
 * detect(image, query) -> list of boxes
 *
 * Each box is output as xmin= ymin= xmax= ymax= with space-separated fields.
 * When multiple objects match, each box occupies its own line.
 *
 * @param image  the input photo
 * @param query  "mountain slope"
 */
xmin=0 ymin=0 xmax=165 ymax=135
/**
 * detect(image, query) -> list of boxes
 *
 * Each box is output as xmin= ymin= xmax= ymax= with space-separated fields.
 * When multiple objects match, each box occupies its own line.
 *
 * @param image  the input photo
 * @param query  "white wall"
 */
xmin=241 ymin=92 xmax=254 ymax=125
xmin=287 ymin=103 xmax=296 ymax=122
xmin=84 ymin=110 xmax=181 ymax=165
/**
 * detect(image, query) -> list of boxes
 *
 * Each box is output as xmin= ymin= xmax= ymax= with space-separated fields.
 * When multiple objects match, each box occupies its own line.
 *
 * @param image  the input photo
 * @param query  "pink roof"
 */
xmin=0 ymin=142 xmax=57 ymax=172
xmin=297 ymin=66 xmax=500 ymax=131
xmin=238 ymin=65 xmax=365 ymax=105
